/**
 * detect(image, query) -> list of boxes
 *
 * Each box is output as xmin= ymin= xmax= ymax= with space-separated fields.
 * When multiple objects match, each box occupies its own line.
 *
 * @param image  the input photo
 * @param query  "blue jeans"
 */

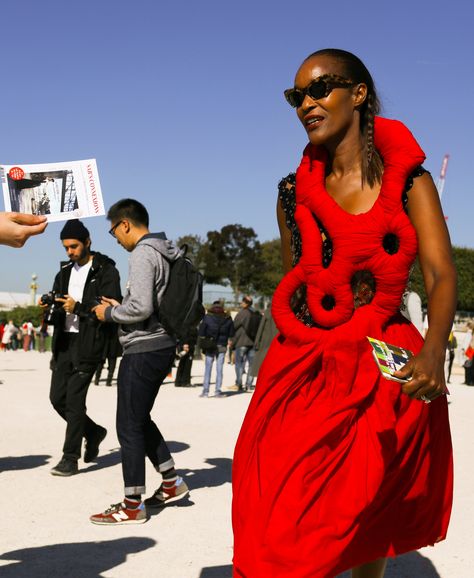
xmin=235 ymin=346 xmax=255 ymax=387
xmin=116 ymin=347 xmax=176 ymax=495
xmin=203 ymin=351 xmax=225 ymax=395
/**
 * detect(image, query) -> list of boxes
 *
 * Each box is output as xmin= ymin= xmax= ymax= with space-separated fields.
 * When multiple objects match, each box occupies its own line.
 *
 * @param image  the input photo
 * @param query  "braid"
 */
xmin=362 ymin=93 xmax=383 ymax=188
xmin=365 ymin=94 xmax=375 ymax=164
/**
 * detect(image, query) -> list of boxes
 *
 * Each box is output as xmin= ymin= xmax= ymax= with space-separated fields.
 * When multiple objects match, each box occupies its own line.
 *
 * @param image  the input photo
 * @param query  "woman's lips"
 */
xmin=305 ymin=115 xmax=324 ymax=132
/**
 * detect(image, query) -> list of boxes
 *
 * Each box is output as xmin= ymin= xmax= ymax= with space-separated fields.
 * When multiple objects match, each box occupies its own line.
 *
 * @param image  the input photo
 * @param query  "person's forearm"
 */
xmin=107 ymin=297 xmax=153 ymax=324
xmin=423 ymin=270 xmax=457 ymax=353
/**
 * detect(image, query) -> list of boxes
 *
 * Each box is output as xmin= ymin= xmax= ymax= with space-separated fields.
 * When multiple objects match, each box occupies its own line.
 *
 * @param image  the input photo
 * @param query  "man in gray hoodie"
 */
xmin=90 ymin=198 xmax=189 ymax=525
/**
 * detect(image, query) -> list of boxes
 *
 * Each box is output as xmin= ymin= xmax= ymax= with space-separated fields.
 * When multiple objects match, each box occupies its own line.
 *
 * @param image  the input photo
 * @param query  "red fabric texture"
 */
xmin=232 ymin=117 xmax=453 ymax=577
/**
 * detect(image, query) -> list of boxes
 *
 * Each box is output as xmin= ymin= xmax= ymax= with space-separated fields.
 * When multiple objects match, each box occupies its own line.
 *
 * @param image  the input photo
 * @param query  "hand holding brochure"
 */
xmin=0 ymin=159 xmax=104 ymax=222
xmin=367 ymin=337 xmax=413 ymax=383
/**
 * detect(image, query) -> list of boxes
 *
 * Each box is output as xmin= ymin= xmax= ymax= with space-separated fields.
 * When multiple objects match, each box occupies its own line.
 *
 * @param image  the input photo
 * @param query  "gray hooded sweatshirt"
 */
xmin=105 ymin=233 xmax=181 ymax=354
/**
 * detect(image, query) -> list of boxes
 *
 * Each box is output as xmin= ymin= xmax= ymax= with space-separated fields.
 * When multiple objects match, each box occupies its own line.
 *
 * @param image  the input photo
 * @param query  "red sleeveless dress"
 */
xmin=232 ymin=117 xmax=453 ymax=577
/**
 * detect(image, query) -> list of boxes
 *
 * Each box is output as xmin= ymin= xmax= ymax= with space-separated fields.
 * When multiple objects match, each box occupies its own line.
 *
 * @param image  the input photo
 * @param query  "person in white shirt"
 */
xmin=42 ymin=219 xmax=122 ymax=477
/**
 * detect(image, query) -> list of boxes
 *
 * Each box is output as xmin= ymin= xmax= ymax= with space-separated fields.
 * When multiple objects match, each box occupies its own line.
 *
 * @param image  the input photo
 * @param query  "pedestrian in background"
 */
xmin=198 ymin=301 xmax=234 ymax=397
xmin=232 ymin=296 xmax=261 ymax=392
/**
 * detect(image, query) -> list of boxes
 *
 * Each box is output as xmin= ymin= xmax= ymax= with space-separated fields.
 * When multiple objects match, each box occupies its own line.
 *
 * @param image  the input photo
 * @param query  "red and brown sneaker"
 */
xmin=90 ymin=499 xmax=147 ymax=525
xmin=144 ymin=476 xmax=189 ymax=508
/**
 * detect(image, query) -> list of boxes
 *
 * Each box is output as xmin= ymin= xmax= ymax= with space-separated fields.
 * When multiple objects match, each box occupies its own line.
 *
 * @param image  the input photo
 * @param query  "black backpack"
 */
xmin=247 ymin=310 xmax=262 ymax=341
xmin=158 ymin=246 xmax=205 ymax=341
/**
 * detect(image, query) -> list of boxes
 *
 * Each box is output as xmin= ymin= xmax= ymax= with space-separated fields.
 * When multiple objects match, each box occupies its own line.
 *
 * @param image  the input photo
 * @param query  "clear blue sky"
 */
xmin=1 ymin=0 xmax=473 ymax=293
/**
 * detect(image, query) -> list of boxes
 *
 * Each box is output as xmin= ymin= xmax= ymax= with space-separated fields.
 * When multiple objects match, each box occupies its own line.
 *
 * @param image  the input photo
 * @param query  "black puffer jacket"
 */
xmin=198 ymin=305 xmax=234 ymax=347
xmin=49 ymin=252 xmax=122 ymax=371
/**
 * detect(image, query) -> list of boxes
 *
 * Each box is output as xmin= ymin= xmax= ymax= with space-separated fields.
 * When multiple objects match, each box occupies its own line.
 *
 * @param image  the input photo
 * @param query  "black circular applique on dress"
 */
xmin=383 ymin=233 xmax=400 ymax=255
xmin=321 ymin=295 xmax=336 ymax=311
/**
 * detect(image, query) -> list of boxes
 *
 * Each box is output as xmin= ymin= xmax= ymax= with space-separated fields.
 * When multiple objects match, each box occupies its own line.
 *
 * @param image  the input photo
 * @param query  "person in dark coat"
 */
xmin=250 ymin=306 xmax=279 ymax=381
xmin=198 ymin=301 xmax=234 ymax=397
xmin=232 ymin=296 xmax=260 ymax=391
xmin=44 ymin=219 xmax=122 ymax=476
xmin=175 ymin=326 xmax=198 ymax=387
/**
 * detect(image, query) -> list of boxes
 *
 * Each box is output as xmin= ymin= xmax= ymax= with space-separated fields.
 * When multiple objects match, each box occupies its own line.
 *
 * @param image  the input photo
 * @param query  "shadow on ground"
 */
xmin=167 ymin=440 xmax=190 ymax=453
xmin=179 ymin=457 xmax=232 ymax=490
xmin=0 ymin=537 xmax=156 ymax=577
xmin=0 ymin=454 xmax=51 ymax=473
xmin=80 ymin=449 xmax=122 ymax=473
xmin=199 ymin=564 xmax=233 ymax=578
xmin=338 ymin=551 xmax=441 ymax=577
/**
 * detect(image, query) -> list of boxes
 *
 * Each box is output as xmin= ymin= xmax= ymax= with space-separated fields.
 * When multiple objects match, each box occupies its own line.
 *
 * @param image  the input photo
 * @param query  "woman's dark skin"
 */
xmin=277 ymin=55 xmax=457 ymax=578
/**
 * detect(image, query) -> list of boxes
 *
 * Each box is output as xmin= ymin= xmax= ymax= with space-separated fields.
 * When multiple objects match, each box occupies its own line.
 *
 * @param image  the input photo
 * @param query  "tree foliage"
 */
xmin=252 ymin=239 xmax=284 ymax=297
xmin=0 ymin=305 xmax=43 ymax=326
xmin=199 ymin=224 xmax=264 ymax=297
xmin=409 ymin=246 xmax=474 ymax=312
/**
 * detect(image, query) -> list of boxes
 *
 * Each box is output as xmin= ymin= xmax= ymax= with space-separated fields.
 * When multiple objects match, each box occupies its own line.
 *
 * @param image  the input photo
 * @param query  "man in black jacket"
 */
xmin=43 ymin=219 xmax=122 ymax=476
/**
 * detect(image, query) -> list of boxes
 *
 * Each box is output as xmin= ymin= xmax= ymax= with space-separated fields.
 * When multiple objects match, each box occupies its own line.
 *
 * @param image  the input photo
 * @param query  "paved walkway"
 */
xmin=0 ymin=351 xmax=472 ymax=578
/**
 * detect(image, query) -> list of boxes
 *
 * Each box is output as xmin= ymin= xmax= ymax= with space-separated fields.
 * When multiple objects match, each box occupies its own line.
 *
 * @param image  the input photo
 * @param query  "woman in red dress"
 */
xmin=232 ymin=49 xmax=456 ymax=578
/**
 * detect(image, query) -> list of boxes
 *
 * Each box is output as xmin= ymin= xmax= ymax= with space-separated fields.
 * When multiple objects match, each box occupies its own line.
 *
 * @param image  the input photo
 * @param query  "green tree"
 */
xmin=0 ymin=305 xmax=43 ymax=327
xmin=200 ymin=224 xmax=264 ymax=298
xmin=408 ymin=246 xmax=474 ymax=312
xmin=252 ymin=239 xmax=284 ymax=298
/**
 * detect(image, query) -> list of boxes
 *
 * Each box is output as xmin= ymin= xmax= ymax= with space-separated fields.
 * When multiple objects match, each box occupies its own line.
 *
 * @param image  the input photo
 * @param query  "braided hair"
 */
xmin=305 ymin=49 xmax=383 ymax=188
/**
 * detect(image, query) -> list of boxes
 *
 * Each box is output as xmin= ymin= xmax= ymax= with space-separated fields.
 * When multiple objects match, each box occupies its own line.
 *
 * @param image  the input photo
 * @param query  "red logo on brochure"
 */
xmin=8 ymin=167 xmax=25 ymax=180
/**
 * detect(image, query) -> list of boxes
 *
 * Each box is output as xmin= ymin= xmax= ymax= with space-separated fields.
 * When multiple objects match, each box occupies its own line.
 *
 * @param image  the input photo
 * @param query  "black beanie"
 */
xmin=60 ymin=219 xmax=90 ymax=242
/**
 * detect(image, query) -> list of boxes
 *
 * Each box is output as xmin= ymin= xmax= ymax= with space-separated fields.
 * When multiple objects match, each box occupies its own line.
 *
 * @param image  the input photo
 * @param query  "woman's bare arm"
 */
xmin=395 ymin=172 xmax=457 ymax=400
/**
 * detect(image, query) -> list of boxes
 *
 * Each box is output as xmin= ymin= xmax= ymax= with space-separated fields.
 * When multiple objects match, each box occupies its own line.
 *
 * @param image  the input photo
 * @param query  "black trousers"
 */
xmin=95 ymin=356 xmax=118 ymax=384
xmin=49 ymin=333 xmax=101 ymax=461
xmin=175 ymin=347 xmax=194 ymax=386
xmin=117 ymin=347 xmax=176 ymax=495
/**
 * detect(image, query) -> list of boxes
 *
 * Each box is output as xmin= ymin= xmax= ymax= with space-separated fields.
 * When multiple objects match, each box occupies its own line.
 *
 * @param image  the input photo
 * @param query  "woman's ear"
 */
xmin=353 ymin=83 xmax=368 ymax=108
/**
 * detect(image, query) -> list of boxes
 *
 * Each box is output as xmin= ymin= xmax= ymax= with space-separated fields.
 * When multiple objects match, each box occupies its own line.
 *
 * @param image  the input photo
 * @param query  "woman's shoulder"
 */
xmin=278 ymin=172 xmax=296 ymax=211
xmin=278 ymin=173 xmax=296 ymax=194
xmin=402 ymin=165 xmax=431 ymax=208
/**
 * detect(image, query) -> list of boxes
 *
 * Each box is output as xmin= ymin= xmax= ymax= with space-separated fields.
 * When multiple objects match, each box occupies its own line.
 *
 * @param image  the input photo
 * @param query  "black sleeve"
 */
xmin=73 ymin=264 xmax=122 ymax=317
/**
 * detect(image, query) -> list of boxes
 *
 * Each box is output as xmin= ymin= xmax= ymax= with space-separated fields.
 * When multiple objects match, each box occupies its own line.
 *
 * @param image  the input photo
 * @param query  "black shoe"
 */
xmin=105 ymin=381 xmax=112 ymax=387
xmin=84 ymin=426 xmax=107 ymax=463
xmin=51 ymin=457 xmax=78 ymax=477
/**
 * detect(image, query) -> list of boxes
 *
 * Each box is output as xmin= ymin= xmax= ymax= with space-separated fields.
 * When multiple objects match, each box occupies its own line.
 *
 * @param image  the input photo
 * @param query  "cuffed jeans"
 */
xmin=49 ymin=333 xmax=101 ymax=461
xmin=202 ymin=351 xmax=225 ymax=395
xmin=235 ymin=346 xmax=255 ymax=387
xmin=117 ymin=347 xmax=176 ymax=495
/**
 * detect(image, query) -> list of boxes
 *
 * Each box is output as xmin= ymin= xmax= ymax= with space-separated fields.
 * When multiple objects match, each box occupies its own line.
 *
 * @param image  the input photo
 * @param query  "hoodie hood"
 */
xmin=137 ymin=233 xmax=181 ymax=262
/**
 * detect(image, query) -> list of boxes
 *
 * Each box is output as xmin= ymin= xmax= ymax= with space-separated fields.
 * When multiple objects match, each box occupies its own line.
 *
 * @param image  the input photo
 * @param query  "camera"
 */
xmin=40 ymin=291 xmax=65 ymax=307
xmin=40 ymin=291 xmax=65 ymax=323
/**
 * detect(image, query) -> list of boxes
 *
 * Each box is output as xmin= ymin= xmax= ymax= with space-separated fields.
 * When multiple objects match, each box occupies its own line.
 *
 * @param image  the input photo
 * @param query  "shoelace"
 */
xmin=104 ymin=503 xmax=123 ymax=514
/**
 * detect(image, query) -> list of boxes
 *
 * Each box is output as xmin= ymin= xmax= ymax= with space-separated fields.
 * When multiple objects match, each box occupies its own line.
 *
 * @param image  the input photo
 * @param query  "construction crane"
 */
xmin=436 ymin=154 xmax=450 ymax=199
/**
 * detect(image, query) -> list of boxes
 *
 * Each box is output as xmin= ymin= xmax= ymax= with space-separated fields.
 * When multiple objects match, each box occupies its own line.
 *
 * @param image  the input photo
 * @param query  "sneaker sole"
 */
xmin=90 ymin=517 xmax=147 ymax=525
xmin=50 ymin=469 xmax=77 ymax=477
xmin=145 ymin=488 xmax=190 ymax=509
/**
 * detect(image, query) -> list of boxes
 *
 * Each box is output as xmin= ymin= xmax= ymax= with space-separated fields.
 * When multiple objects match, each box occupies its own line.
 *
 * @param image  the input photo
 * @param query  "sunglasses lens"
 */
xmin=285 ymin=89 xmax=303 ymax=108
xmin=308 ymin=80 xmax=327 ymax=101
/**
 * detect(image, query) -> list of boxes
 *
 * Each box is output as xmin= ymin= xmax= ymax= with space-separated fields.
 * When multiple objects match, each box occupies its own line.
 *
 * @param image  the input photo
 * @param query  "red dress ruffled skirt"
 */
xmin=232 ymin=117 xmax=453 ymax=577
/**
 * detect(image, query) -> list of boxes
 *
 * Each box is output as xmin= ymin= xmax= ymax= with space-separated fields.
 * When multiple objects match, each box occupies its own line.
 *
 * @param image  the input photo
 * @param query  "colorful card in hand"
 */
xmin=367 ymin=337 xmax=413 ymax=383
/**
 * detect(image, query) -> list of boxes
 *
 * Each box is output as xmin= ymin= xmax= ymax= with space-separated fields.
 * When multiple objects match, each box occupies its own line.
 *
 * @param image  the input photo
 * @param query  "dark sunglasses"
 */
xmin=108 ymin=220 xmax=124 ymax=238
xmin=284 ymin=75 xmax=355 ymax=108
